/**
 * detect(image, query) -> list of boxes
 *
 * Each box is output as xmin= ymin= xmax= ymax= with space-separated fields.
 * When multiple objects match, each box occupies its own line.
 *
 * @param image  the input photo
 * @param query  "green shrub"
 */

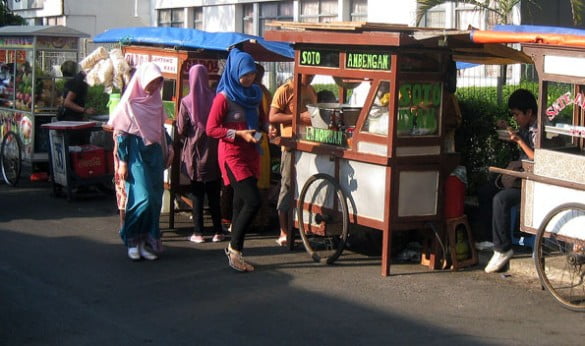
xmin=455 ymin=96 xmax=517 ymax=194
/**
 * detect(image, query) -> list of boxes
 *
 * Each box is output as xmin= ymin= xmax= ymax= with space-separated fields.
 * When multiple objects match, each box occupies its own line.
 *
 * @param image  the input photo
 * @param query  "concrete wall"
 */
xmin=368 ymin=0 xmax=417 ymax=26
xmin=204 ymin=5 xmax=237 ymax=32
xmin=65 ymin=0 xmax=151 ymax=35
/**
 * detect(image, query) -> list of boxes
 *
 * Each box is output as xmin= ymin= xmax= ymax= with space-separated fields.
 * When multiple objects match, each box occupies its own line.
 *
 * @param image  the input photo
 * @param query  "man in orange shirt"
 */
xmin=269 ymin=75 xmax=317 ymax=246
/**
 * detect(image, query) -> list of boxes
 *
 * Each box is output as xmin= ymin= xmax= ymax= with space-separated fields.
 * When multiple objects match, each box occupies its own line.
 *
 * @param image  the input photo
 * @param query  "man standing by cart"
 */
xmin=483 ymin=89 xmax=538 ymax=273
xmin=269 ymin=75 xmax=317 ymax=246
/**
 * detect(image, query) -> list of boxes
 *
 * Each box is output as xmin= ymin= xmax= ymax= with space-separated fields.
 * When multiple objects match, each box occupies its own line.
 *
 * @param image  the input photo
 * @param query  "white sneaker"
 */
xmin=484 ymin=249 xmax=514 ymax=273
xmin=128 ymin=247 xmax=140 ymax=260
xmin=189 ymin=234 xmax=206 ymax=243
xmin=212 ymin=233 xmax=225 ymax=243
xmin=139 ymin=243 xmax=158 ymax=261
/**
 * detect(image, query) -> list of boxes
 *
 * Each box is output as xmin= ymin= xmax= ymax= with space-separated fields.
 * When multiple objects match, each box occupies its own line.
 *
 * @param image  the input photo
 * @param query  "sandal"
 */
xmin=225 ymin=246 xmax=255 ymax=272
xmin=275 ymin=236 xmax=288 ymax=247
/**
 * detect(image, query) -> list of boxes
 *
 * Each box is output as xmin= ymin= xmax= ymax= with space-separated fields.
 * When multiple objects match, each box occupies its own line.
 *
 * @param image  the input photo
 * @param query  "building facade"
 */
xmin=8 ymin=0 xmax=154 ymax=36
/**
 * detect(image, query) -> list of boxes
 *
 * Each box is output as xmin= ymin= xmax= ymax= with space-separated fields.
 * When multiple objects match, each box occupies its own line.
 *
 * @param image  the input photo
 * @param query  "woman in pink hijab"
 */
xmin=109 ymin=62 xmax=171 ymax=261
xmin=177 ymin=64 xmax=224 ymax=244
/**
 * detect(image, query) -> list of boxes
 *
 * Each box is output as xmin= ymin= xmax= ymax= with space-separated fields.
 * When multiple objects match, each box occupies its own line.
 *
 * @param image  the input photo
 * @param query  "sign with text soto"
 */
xmin=299 ymin=50 xmax=339 ymax=68
xmin=346 ymin=51 xmax=391 ymax=71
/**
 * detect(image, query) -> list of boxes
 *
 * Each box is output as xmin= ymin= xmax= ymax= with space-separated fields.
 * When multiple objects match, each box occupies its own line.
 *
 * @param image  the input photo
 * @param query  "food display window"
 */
xmin=0 ymin=25 xmax=88 ymax=164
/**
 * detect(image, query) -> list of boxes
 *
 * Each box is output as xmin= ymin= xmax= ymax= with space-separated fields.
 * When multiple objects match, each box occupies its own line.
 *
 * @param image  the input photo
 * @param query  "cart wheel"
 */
xmin=1 ymin=131 xmax=22 ymax=186
xmin=534 ymin=203 xmax=585 ymax=312
xmin=297 ymin=173 xmax=349 ymax=265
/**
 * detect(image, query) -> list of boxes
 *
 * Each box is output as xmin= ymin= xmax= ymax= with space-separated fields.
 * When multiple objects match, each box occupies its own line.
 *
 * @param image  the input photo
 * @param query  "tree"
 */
xmin=0 ymin=0 xmax=27 ymax=27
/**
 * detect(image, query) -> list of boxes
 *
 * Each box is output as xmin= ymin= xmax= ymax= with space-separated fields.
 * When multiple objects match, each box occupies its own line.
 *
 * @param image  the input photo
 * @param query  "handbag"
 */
xmin=495 ymin=160 xmax=523 ymax=189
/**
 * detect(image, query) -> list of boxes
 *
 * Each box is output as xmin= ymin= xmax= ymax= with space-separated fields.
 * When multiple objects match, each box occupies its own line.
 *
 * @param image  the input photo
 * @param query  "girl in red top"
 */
xmin=206 ymin=48 xmax=267 ymax=272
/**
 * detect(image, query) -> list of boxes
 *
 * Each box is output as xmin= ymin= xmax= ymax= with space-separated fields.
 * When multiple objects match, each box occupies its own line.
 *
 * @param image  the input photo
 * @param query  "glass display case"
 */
xmin=0 ymin=26 xmax=88 ymax=165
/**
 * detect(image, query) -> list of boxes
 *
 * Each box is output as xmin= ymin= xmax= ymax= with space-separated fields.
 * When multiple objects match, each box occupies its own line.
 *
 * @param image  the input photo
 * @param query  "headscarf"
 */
xmin=216 ymin=48 xmax=262 ymax=130
xmin=108 ymin=62 xmax=165 ymax=145
xmin=181 ymin=64 xmax=215 ymax=129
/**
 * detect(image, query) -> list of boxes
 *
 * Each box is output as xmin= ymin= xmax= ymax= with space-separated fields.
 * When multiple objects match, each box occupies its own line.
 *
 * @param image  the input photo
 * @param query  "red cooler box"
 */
xmin=70 ymin=145 xmax=106 ymax=178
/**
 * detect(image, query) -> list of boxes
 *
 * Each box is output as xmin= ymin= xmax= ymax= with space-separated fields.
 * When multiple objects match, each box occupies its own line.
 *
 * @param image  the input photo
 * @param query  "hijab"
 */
xmin=216 ymin=48 xmax=262 ymax=130
xmin=108 ymin=62 xmax=165 ymax=145
xmin=181 ymin=64 xmax=215 ymax=129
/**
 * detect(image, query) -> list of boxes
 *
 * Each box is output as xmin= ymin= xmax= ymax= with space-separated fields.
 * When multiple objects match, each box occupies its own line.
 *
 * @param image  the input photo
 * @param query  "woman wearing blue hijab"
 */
xmin=206 ymin=48 xmax=267 ymax=272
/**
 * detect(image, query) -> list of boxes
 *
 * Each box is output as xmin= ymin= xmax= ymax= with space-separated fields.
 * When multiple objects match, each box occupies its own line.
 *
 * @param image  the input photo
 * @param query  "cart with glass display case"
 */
xmin=473 ymin=25 xmax=585 ymax=311
xmin=0 ymin=25 xmax=88 ymax=185
xmin=265 ymin=22 xmax=531 ymax=276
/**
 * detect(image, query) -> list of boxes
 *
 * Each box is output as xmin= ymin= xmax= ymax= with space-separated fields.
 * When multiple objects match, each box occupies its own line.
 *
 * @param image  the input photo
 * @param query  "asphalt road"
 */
xmin=1 ymin=180 xmax=584 ymax=346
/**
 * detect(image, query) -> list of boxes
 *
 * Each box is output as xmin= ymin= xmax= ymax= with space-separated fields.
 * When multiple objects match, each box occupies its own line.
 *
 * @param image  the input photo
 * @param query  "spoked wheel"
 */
xmin=534 ymin=203 xmax=585 ymax=312
xmin=296 ymin=173 xmax=349 ymax=265
xmin=1 ymin=131 xmax=22 ymax=186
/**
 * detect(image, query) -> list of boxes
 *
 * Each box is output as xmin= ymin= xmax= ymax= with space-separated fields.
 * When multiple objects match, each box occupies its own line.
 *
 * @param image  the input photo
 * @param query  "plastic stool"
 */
xmin=445 ymin=215 xmax=478 ymax=271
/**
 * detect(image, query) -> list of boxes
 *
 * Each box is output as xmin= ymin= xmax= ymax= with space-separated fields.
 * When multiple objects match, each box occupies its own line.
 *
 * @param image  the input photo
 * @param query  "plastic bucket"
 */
xmin=444 ymin=175 xmax=465 ymax=218
xmin=107 ymin=93 xmax=121 ymax=115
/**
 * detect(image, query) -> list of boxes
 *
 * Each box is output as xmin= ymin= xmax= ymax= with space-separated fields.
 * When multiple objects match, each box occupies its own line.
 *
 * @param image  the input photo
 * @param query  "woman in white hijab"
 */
xmin=109 ymin=62 xmax=171 ymax=261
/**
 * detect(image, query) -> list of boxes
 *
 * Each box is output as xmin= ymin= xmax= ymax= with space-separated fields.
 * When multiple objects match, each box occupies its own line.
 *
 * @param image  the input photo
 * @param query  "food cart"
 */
xmin=42 ymin=120 xmax=113 ymax=200
xmin=265 ymin=22 xmax=531 ymax=276
xmin=92 ymin=27 xmax=293 ymax=228
xmin=0 ymin=25 xmax=89 ymax=185
xmin=473 ymin=25 xmax=585 ymax=311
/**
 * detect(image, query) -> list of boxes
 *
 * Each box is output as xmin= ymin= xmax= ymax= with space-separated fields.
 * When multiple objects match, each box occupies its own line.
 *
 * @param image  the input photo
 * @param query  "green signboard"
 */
xmin=346 ymin=52 xmax=391 ymax=71
xmin=299 ymin=50 xmax=340 ymax=68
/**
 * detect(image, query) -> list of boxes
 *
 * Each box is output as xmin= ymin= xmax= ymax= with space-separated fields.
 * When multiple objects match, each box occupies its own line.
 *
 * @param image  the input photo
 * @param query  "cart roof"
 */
xmin=265 ymin=21 xmax=532 ymax=65
xmin=471 ymin=24 xmax=585 ymax=48
xmin=92 ymin=27 xmax=294 ymax=62
xmin=0 ymin=25 xmax=89 ymax=38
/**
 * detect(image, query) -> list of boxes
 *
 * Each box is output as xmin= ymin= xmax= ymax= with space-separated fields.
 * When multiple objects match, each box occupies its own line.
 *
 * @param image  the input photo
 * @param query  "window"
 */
xmin=542 ymin=82 xmax=585 ymax=153
xmin=420 ymin=10 xmax=445 ymax=28
xmin=158 ymin=8 xmax=184 ymax=28
xmin=300 ymin=0 xmax=338 ymax=23
xmin=242 ymin=3 xmax=255 ymax=35
xmin=350 ymin=0 xmax=367 ymax=22
xmin=193 ymin=7 xmax=203 ymax=30
xmin=260 ymin=1 xmax=293 ymax=35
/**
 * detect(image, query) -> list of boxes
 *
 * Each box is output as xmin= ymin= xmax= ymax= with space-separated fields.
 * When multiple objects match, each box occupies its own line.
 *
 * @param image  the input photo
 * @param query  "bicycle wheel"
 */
xmin=534 ymin=203 xmax=585 ymax=312
xmin=1 ymin=131 xmax=22 ymax=186
xmin=297 ymin=173 xmax=349 ymax=264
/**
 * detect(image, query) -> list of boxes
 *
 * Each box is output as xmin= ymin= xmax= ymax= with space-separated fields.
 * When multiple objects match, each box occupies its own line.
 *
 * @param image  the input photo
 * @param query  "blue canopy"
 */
xmin=92 ymin=27 xmax=294 ymax=62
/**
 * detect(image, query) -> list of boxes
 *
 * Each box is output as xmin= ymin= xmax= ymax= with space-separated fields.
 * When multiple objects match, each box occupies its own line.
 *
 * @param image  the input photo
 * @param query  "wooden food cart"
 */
xmin=92 ymin=27 xmax=293 ymax=228
xmin=265 ymin=22 xmax=530 ymax=276
xmin=474 ymin=25 xmax=585 ymax=311
xmin=0 ymin=25 xmax=88 ymax=185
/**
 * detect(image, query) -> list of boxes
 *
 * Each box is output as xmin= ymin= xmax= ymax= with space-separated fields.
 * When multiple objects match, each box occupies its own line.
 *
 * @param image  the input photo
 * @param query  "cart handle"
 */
xmin=488 ymin=165 xmax=585 ymax=191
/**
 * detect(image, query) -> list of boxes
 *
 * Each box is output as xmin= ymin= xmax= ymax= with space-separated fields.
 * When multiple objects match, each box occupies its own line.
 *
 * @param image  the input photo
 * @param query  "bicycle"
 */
xmin=534 ymin=203 xmax=585 ymax=312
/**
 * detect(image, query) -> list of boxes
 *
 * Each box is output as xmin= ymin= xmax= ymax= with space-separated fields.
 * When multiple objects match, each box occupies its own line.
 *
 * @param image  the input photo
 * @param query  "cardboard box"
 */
xmin=71 ymin=145 xmax=106 ymax=178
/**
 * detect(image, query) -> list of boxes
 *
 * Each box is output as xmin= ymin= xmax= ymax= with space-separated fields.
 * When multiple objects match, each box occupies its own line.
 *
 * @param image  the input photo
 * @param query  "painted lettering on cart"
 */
xmin=299 ymin=50 xmax=339 ymax=68
xmin=346 ymin=52 xmax=391 ymax=71
xmin=305 ymin=127 xmax=344 ymax=146
xmin=546 ymin=91 xmax=585 ymax=120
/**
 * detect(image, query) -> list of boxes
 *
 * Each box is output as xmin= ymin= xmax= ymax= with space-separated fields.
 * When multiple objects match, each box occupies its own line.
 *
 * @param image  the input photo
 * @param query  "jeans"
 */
xmin=491 ymin=188 xmax=521 ymax=252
